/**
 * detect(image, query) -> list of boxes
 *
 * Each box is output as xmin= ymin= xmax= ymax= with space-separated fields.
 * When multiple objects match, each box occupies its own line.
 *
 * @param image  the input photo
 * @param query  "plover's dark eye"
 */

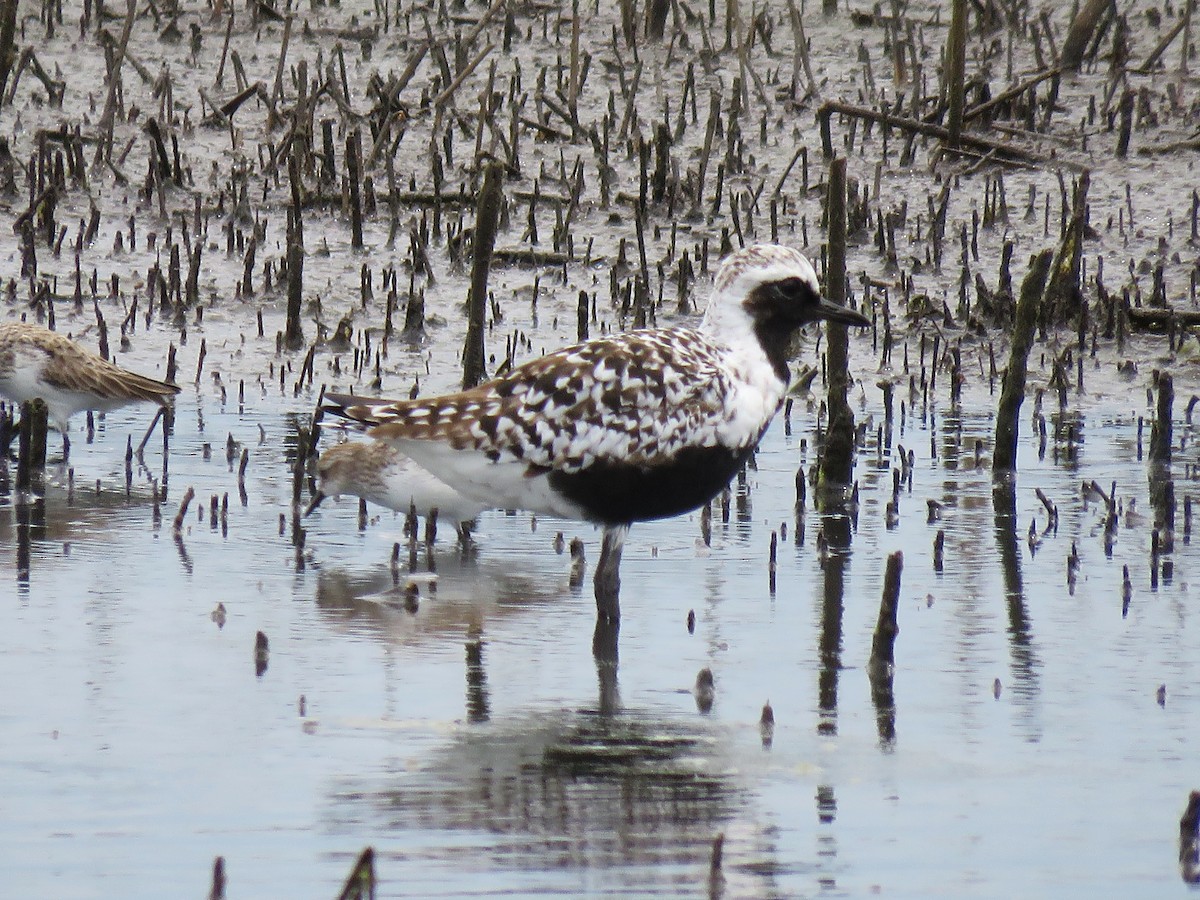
xmin=773 ymin=277 xmax=810 ymax=302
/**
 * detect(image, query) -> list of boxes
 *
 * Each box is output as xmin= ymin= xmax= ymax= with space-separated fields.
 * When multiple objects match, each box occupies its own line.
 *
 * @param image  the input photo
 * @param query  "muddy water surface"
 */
xmin=2 ymin=346 xmax=1197 ymax=897
xmin=1 ymin=0 xmax=1200 ymax=897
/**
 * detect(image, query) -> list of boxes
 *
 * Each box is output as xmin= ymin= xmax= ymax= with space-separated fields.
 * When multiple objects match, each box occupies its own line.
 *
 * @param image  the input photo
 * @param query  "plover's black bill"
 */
xmin=814 ymin=298 xmax=871 ymax=328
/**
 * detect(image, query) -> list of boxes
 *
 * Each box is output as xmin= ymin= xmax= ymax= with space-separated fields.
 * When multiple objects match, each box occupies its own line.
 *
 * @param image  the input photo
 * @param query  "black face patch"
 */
xmin=743 ymin=278 xmax=824 ymax=383
xmin=743 ymin=277 xmax=823 ymax=325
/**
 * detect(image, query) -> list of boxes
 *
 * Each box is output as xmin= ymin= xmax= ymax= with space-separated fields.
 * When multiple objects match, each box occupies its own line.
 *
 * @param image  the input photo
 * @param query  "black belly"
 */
xmin=547 ymin=444 xmax=753 ymax=526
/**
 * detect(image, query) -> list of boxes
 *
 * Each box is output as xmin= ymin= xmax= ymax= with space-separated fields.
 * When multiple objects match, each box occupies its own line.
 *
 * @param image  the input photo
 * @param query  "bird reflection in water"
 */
xmin=324 ymin=708 xmax=788 ymax=897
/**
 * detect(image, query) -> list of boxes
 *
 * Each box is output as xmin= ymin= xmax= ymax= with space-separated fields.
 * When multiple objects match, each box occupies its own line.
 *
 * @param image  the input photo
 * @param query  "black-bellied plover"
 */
xmin=322 ymin=244 xmax=870 ymax=622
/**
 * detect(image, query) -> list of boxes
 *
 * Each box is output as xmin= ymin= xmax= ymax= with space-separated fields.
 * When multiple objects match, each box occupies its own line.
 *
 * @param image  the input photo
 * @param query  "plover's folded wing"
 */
xmin=322 ymin=329 xmax=734 ymax=473
xmin=320 ymin=330 xmax=746 ymax=519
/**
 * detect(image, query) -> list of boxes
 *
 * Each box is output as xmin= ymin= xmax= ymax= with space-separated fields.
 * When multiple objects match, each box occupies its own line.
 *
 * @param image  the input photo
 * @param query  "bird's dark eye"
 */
xmin=774 ymin=277 xmax=809 ymax=302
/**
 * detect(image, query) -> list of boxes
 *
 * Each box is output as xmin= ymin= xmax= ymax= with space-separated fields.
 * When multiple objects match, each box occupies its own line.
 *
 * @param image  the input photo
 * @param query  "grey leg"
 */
xmin=594 ymin=524 xmax=628 ymax=623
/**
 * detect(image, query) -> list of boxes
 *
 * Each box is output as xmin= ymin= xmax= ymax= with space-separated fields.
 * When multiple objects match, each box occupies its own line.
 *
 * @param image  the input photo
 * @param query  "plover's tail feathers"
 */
xmin=321 ymin=389 xmax=487 ymax=449
xmin=321 ymin=391 xmax=410 ymax=430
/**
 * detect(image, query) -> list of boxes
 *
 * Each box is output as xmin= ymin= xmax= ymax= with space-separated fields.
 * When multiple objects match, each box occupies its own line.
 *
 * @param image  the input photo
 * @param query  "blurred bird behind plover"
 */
xmin=0 ymin=321 xmax=179 ymax=457
xmin=307 ymin=438 xmax=484 ymax=543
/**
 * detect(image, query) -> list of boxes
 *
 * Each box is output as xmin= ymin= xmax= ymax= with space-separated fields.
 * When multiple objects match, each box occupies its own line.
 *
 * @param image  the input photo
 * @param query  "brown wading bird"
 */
xmin=306 ymin=439 xmax=485 ymax=544
xmin=321 ymin=244 xmax=869 ymax=627
xmin=0 ymin=321 xmax=179 ymax=459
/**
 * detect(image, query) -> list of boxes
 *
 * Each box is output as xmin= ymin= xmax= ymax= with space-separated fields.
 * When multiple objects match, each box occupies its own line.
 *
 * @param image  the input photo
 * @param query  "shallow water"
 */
xmin=2 ymin=335 xmax=1197 ymax=897
xmin=3 ymin=0 xmax=1200 ymax=896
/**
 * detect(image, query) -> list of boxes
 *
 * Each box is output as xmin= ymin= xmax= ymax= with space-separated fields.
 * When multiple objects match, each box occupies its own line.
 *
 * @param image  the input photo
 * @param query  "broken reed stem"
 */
xmin=568 ymin=0 xmax=583 ymax=115
xmin=136 ymin=405 xmax=166 ymax=456
xmin=0 ymin=404 xmax=13 ymax=456
xmin=869 ymin=551 xmax=903 ymax=667
xmin=1061 ymin=0 xmax=1113 ymax=70
xmin=944 ymin=0 xmax=968 ymax=149
xmin=214 ymin=9 xmax=235 ymax=89
xmin=817 ymin=99 xmax=1044 ymax=164
xmin=786 ymin=0 xmax=818 ymax=101
xmin=1116 ymin=90 xmax=1135 ymax=158
xmin=1181 ymin=791 xmax=1200 ymax=884
xmin=821 ymin=156 xmax=855 ymax=486
xmin=1137 ymin=13 xmax=1189 ymax=72
xmin=346 ymin=128 xmax=364 ymax=249
xmin=709 ymin=832 xmax=725 ymax=874
xmin=462 ymin=159 xmax=503 ymax=389
xmin=208 ymin=856 xmax=226 ymax=900
xmin=173 ymin=486 xmax=195 ymax=533
xmin=93 ymin=0 xmax=136 ymax=167
xmin=695 ymin=91 xmax=719 ymax=208
xmin=1043 ymin=170 xmax=1090 ymax=326
xmin=964 ymin=67 xmax=1061 ymax=124
xmin=1035 ymin=487 xmax=1058 ymax=521
xmin=285 ymin=241 xmax=304 ymax=349
xmin=271 ymin=14 xmax=294 ymax=106
xmin=284 ymin=154 xmax=304 ymax=350
xmin=16 ymin=399 xmax=49 ymax=492
xmin=292 ymin=427 xmax=308 ymax=507
xmin=335 ymin=847 xmax=376 ymax=900
xmin=433 ymin=43 xmax=495 ymax=109
xmin=993 ymin=250 xmax=1053 ymax=471
xmin=464 ymin=0 xmax=506 ymax=48
xmin=1150 ymin=371 xmax=1174 ymax=463
xmin=0 ymin=0 xmax=17 ymax=105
